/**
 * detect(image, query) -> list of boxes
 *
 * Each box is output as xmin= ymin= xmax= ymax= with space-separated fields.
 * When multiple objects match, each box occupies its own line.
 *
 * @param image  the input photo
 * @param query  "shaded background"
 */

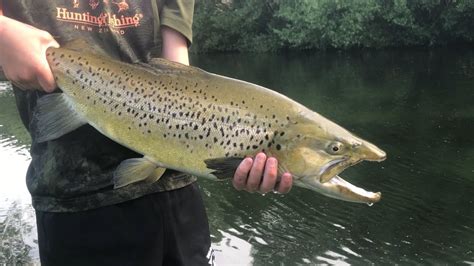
xmin=1 ymin=47 xmax=473 ymax=264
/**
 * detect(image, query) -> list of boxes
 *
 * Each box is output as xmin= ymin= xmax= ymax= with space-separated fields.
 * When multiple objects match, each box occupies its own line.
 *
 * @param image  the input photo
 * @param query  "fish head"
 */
xmin=272 ymin=110 xmax=386 ymax=203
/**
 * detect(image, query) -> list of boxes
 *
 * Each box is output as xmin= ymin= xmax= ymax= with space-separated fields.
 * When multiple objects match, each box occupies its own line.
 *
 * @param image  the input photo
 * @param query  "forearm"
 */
xmin=0 ymin=3 xmax=4 ymax=80
xmin=161 ymin=26 xmax=189 ymax=66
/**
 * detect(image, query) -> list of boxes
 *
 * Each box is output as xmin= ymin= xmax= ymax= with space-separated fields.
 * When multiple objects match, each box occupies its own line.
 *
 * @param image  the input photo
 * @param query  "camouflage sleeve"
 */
xmin=160 ymin=0 xmax=194 ymax=45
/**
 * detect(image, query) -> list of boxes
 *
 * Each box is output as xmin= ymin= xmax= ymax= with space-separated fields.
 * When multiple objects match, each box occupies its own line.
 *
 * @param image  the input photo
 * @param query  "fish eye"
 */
xmin=328 ymin=142 xmax=344 ymax=154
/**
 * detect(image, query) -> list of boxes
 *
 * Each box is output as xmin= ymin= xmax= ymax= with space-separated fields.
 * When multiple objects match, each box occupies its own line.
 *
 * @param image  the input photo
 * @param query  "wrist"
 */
xmin=0 ymin=15 xmax=7 ymax=36
xmin=0 ymin=16 xmax=20 ymax=42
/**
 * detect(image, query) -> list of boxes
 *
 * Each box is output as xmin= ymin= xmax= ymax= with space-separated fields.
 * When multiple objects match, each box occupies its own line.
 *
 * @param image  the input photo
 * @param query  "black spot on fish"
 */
xmin=276 ymin=144 xmax=282 ymax=150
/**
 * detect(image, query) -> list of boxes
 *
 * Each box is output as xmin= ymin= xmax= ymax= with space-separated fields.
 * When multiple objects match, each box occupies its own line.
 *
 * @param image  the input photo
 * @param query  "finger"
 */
xmin=246 ymin=153 xmax=266 ymax=192
xmin=233 ymin=157 xmax=253 ymax=191
xmin=37 ymin=66 xmax=56 ymax=92
xmin=48 ymin=39 xmax=60 ymax=49
xmin=276 ymin=172 xmax=293 ymax=194
xmin=259 ymin=157 xmax=277 ymax=194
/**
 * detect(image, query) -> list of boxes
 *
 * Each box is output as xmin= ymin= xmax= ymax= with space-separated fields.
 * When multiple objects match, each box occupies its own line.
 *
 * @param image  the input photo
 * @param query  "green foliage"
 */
xmin=192 ymin=0 xmax=280 ymax=52
xmin=192 ymin=0 xmax=474 ymax=52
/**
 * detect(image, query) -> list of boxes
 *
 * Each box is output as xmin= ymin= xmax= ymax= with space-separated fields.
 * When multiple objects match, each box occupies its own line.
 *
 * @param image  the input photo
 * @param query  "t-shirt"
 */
xmin=3 ymin=0 xmax=196 ymax=212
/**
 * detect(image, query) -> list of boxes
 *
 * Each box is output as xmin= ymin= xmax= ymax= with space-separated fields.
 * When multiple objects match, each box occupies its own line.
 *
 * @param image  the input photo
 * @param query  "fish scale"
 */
xmin=39 ymin=42 xmax=387 ymax=204
xmin=48 ymin=49 xmax=283 ymax=177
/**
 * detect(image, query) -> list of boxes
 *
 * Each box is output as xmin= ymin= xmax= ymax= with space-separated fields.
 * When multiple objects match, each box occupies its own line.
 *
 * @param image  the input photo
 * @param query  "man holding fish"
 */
xmin=0 ymin=0 xmax=293 ymax=265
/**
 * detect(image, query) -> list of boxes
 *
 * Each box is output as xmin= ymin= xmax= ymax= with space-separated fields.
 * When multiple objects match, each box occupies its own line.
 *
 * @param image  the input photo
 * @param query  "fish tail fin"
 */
xmin=34 ymin=93 xmax=87 ymax=142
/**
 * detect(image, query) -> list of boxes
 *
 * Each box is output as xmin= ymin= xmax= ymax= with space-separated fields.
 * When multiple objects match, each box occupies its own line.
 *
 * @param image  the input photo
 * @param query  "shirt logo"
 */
xmin=56 ymin=0 xmax=143 ymax=35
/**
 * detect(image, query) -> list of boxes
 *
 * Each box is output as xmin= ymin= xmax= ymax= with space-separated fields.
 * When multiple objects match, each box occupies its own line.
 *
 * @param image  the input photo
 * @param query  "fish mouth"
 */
xmin=298 ymin=174 xmax=382 ymax=204
xmin=322 ymin=175 xmax=382 ymax=204
xmin=319 ymin=157 xmax=359 ymax=183
xmin=309 ymin=157 xmax=382 ymax=204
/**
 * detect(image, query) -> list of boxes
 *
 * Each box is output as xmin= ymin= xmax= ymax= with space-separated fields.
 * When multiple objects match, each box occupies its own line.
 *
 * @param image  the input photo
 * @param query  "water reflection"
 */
xmin=1 ymin=47 xmax=474 ymax=264
xmin=0 ymin=89 xmax=38 ymax=264
xmin=193 ymin=48 xmax=474 ymax=265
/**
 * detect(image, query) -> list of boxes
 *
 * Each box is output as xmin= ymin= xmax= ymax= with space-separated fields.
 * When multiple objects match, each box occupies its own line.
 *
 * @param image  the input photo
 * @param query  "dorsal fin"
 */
xmin=138 ymin=58 xmax=205 ymax=75
xmin=62 ymin=39 xmax=108 ymax=56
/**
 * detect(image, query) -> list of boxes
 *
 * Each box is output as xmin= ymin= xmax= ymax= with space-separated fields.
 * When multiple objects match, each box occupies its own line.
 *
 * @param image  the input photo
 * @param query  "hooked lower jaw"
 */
xmin=314 ymin=159 xmax=382 ymax=204
xmin=299 ymin=175 xmax=382 ymax=204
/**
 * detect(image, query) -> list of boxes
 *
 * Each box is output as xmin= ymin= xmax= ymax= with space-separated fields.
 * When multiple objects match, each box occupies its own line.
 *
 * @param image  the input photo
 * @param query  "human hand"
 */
xmin=0 ymin=16 xmax=59 ymax=92
xmin=233 ymin=152 xmax=293 ymax=194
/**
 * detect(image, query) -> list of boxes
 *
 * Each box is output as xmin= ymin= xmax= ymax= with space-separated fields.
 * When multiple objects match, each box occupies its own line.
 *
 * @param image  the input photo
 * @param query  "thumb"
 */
xmin=38 ymin=39 xmax=60 ymax=93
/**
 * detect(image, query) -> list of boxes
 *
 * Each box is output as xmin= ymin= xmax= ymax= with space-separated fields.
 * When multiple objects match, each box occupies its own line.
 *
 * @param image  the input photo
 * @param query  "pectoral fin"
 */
xmin=204 ymin=157 xmax=244 ymax=180
xmin=113 ymin=157 xmax=165 ymax=188
xmin=34 ymin=93 xmax=87 ymax=142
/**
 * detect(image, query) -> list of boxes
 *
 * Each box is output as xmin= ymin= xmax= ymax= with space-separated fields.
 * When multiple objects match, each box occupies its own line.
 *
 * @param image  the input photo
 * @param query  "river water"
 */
xmin=1 ymin=48 xmax=473 ymax=265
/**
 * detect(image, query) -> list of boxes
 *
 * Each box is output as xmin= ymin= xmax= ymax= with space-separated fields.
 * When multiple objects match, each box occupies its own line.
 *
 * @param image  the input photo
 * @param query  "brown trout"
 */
xmin=35 ymin=42 xmax=386 ymax=204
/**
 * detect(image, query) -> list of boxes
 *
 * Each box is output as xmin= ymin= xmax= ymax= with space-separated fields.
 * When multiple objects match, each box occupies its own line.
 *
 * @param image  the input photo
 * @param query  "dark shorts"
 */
xmin=36 ymin=183 xmax=213 ymax=266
